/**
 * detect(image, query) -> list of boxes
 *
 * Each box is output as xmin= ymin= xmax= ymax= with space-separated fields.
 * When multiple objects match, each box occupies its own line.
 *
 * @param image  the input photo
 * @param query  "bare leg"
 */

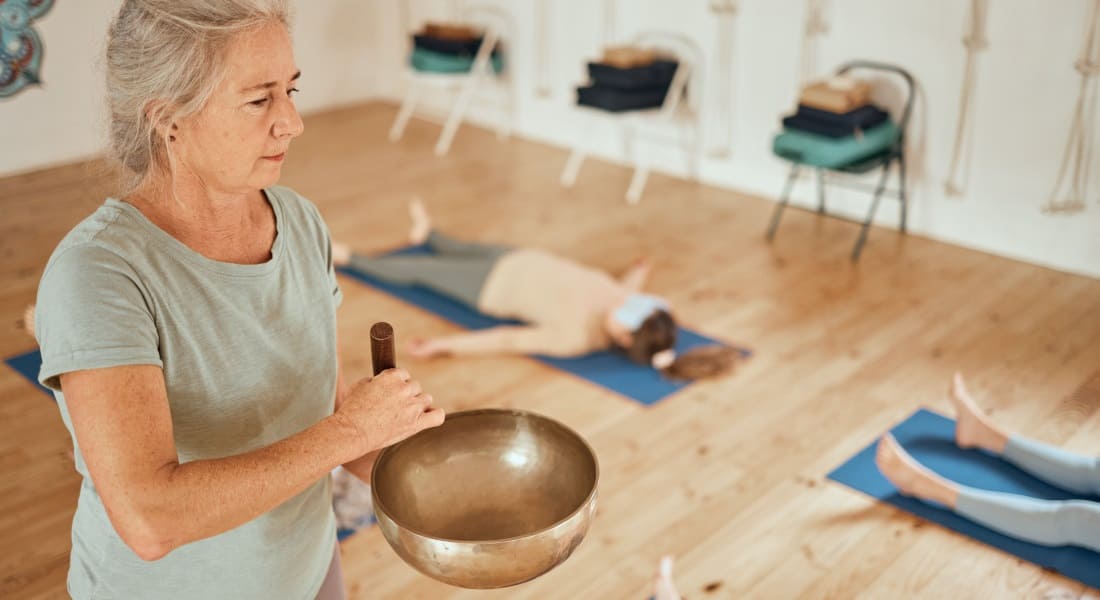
xmin=950 ymin=372 xmax=1009 ymax=453
xmin=875 ymin=434 xmax=960 ymax=508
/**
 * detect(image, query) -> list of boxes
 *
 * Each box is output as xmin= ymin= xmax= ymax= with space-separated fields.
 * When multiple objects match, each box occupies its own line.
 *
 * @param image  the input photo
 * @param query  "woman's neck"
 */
xmin=126 ymin=176 xmax=275 ymax=264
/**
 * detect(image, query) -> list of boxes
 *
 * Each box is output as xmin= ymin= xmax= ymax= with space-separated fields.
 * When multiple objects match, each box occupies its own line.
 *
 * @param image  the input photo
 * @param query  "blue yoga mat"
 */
xmin=5 ymin=349 xmax=51 ymax=397
xmin=337 ymin=515 xmax=376 ymax=542
xmin=337 ymin=245 xmax=751 ymax=406
xmin=828 ymin=408 xmax=1100 ymax=589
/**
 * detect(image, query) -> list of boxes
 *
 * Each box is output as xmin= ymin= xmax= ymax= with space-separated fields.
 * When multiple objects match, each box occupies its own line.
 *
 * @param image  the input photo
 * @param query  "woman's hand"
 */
xmin=335 ymin=368 xmax=444 ymax=454
xmin=407 ymin=337 xmax=448 ymax=359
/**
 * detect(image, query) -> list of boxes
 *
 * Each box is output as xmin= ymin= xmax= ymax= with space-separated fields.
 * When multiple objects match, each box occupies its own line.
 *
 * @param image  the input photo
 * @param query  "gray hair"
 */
xmin=105 ymin=0 xmax=291 ymax=192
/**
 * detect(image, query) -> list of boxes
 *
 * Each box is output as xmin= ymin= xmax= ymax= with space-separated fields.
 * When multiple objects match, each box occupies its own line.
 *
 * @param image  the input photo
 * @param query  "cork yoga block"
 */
xmin=799 ymin=76 xmax=873 ymax=114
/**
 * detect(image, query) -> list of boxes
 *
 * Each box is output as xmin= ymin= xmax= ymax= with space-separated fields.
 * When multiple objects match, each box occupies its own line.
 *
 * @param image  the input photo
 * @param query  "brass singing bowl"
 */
xmin=370 ymin=409 xmax=599 ymax=589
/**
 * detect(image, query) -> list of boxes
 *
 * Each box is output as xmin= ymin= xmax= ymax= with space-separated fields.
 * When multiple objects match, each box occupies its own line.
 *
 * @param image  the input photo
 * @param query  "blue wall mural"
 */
xmin=1 ymin=0 xmax=55 ymax=98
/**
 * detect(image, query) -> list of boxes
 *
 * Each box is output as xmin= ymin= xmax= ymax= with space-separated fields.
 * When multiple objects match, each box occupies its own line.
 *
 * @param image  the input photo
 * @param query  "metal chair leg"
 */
xmin=898 ymin=153 xmax=908 ymax=233
xmin=816 ymin=168 xmax=826 ymax=214
xmin=766 ymin=165 xmax=801 ymax=241
xmin=851 ymin=160 xmax=892 ymax=261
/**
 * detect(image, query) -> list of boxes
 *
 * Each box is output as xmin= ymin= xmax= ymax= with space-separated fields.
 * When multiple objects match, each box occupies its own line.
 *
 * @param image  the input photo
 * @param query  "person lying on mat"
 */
xmin=876 ymin=373 xmax=1100 ymax=553
xmin=32 ymin=3 xmax=442 ymax=599
xmin=334 ymin=199 xmax=738 ymax=380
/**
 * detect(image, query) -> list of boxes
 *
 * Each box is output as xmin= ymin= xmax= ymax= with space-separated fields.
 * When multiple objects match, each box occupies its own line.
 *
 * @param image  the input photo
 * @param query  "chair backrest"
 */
xmin=835 ymin=61 xmax=916 ymax=148
xmin=628 ymin=31 xmax=705 ymax=116
xmin=459 ymin=3 xmax=515 ymax=76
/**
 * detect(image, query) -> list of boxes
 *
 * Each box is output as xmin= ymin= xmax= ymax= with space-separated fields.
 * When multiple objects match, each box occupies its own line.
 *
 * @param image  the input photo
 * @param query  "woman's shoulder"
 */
xmin=265 ymin=185 xmax=330 ymax=241
xmin=265 ymin=185 xmax=321 ymax=221
xmin=42 ymin=200 xmax=145 ymax=279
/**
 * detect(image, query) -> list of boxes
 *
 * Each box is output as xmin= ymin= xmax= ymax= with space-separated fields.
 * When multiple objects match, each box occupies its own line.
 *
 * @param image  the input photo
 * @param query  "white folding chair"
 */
xmin=560 ymin=31 xmax=705 ymax=204
xmin=388 ymin=4 xmax=516 ymax=157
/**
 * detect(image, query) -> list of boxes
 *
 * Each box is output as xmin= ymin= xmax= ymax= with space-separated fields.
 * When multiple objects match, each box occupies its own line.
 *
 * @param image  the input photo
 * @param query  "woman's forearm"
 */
xmin=124 ymin=414 xmax=363 ymax=560
xmin=342 ymin=449 xmax=381 ymax=483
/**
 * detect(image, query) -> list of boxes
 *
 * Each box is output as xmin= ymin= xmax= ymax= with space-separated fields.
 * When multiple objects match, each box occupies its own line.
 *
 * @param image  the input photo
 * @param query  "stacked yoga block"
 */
xmin=773 ymin=76 xmax=899 ymax=168
xmin=409 ymin=22 xmax=504 ymax=75
xmin=576 ymin=46 xmax=679 ymax=113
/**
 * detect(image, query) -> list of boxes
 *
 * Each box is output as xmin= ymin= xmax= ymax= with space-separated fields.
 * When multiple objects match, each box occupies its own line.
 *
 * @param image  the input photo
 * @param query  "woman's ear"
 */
xmin=604 ymin=310 xmax=634 ymax=347
xmin=144 ymin=99 xmax=176 ymax=141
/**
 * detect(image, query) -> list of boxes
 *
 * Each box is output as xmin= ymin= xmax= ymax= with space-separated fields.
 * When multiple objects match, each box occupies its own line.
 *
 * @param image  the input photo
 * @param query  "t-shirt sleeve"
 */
xmin=326 ymin=232 xmax=343 ymax=310
xmin=35 ymin=245 xmax=162 ymax=392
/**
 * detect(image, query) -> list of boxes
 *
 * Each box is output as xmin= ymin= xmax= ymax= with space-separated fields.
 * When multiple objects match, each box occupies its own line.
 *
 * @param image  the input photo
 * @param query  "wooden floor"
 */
xmin=2 ymin=102 xmax=1100 ymax=599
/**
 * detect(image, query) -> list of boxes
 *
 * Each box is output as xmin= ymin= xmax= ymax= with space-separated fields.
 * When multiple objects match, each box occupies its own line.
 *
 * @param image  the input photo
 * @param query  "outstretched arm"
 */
xmin=618 ymin=257 xmax=653 ymax=292
xmin=409 ymin=326 xmax=576 ymax=358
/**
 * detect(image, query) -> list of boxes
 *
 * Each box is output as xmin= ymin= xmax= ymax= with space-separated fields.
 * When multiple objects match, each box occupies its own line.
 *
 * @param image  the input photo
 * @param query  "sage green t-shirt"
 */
xmin=35 ymin=186 xmax=342 ymax=600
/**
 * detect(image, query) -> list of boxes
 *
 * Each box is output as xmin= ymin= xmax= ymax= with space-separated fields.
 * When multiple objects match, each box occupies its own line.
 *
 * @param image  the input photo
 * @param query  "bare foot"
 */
xmin=653 ymin=555 xmax=681 ymax=600
xmin=332 ymin=242 xmax=352 ymax=267
xmin=875 ymin=434 xmax=959 ymax=507
xmin=408 ymin=197 xmax=431 ymax=245
xmin=20 ymin=304 xmax=35 ymax=338
xmin=949 ymin=372 xmax=1007 ymax=453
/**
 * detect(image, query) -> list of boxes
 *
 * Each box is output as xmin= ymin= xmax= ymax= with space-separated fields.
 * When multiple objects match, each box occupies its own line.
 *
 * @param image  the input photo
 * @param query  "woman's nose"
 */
xmin=273 ymin=98 xmax=304 ymax=139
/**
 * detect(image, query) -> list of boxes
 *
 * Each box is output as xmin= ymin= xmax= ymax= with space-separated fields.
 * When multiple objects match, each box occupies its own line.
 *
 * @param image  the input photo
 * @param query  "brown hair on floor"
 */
xmin=626 ymin=310 xmax=740 ymax=381
xmin=662 ymin=345 xmax=740 ymax=381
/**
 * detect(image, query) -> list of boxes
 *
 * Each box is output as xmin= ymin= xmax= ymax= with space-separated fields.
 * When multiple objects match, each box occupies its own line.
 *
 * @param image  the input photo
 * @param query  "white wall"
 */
xmin=0 ymin=2 xmax=114 ymax=176
xmin=0 ymin=0 xmax=380 ymax=177
xmin=2 ymin=0 xmax=1097 ymax=279
xmin=369 ymin=0 xmax=1100 ymax=280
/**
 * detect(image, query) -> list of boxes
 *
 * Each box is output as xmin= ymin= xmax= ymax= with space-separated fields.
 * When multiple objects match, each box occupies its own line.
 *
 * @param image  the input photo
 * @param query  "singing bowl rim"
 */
xmin=370 ymin=408 xmax=600 ymax=545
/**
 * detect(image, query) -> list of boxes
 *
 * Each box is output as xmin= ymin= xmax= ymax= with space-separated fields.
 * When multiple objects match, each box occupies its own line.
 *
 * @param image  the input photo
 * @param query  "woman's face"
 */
xmin=172 ymin=22 xmax=304 ymax=194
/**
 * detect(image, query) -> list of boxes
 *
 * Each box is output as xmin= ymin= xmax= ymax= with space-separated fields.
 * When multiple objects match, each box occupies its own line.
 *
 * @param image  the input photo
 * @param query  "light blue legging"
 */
xmin=954 ymin=435 xmax=1100 ymax=552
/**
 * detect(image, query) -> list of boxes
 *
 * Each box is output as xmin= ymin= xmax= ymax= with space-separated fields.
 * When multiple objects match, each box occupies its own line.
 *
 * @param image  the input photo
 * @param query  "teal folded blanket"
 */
xmin=410 ymin=47 xmax=504 ymax=74
xmin=772 ymin=120 xmax=899 ymax=168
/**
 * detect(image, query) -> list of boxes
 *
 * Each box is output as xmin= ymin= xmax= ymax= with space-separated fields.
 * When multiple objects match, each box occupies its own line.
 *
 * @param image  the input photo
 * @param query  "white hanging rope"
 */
xmin=534 ymin=0 xmax=552 ymax=97
xmin=798 ymin=0 xmax=830 ymax=90
xmin=399 ymin=0 xmax=413 ymax=46
xmin=944 ymin=0 xmax=989 ymax=197
xmin=1044 ymin=0 xmax=1100 ymax=214
xmin=603 ymin=0 xmax=617 ymax=49
xmin=708 ymin=0 xmax=738 ymax=158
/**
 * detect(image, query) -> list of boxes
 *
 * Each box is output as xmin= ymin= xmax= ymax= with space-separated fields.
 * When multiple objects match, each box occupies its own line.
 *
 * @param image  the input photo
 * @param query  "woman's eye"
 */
xmin=249 ymin=97 xmax=269 ymax=107
xmin=288 ymin=87 xmax=300 ymax=97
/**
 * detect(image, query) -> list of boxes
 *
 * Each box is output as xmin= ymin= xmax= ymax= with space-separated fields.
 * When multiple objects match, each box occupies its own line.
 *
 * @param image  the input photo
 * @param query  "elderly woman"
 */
xmin=33 ymin=2 xmax=443 ymax=599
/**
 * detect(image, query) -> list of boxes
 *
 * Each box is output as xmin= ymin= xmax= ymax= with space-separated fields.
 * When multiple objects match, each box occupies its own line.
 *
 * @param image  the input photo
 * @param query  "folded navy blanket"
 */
xmin=782 ymin=104 xmax=889 ymax=138
xmin=412 ymin=34 xmax=500 ymax=58
xmin=587 ymin=59 xmax=678 ymax=91
xmin=577 ymin=84 xmax=669 ymax=112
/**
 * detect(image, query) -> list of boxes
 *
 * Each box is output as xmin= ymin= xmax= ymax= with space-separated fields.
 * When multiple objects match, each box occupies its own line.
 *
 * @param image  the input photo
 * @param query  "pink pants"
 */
xmin=315 ymin=542 xmax=346 ymax=600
